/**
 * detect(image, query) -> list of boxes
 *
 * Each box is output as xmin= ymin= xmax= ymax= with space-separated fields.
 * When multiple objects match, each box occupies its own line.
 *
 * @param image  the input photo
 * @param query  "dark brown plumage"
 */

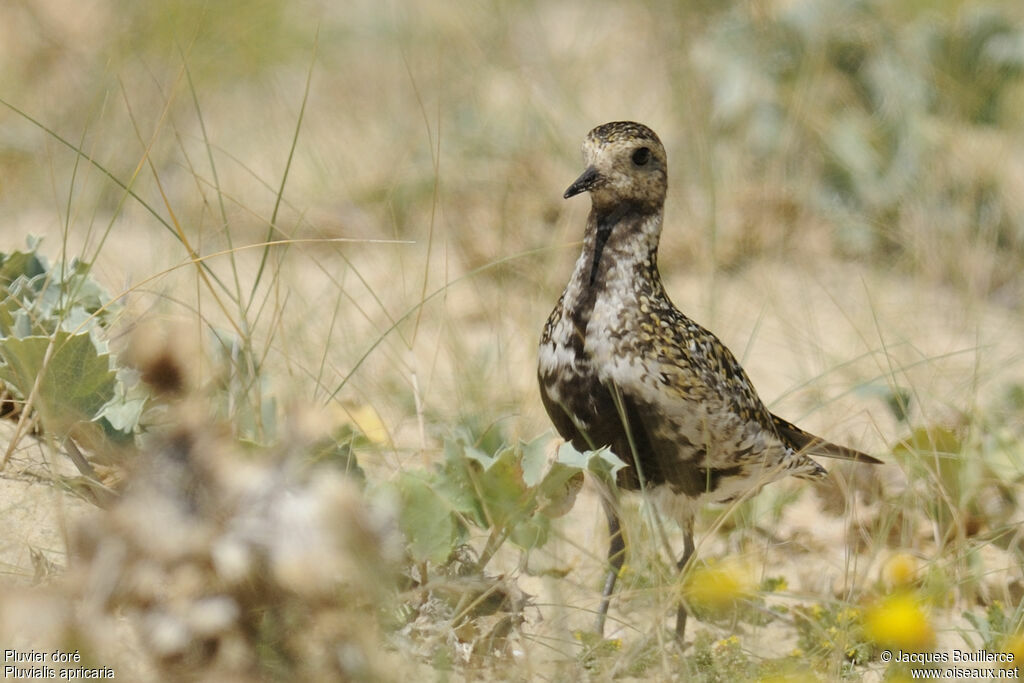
xmin=538 ymin=121 xmax=881 ymax=640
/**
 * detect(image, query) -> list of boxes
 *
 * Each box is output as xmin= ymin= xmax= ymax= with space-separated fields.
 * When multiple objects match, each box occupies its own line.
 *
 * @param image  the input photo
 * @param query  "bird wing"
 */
xmin=601 ymin=309 xmax=880 ymax=472
xmin=770 ymin=413 xmax=882 ymax=464
xmin=600 ymin=331 xmax=786 ymax=472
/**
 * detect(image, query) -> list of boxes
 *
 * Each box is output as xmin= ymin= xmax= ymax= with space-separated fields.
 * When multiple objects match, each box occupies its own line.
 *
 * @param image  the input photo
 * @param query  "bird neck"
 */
xmin=560 ymin=203 xmax=665 ymax=317
xmin=581 ymin=202 xmax=663 ymax=283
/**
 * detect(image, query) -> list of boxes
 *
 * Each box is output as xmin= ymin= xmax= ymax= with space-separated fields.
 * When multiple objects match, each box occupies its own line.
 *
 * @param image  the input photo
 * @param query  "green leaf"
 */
xmin=520 ymin=434 xmax=549 ymax=487
xmin=520 ymin=434 xmax=585 ymax=519
xmin=95 ymin=368 xmax=147 ymax=436
xmin=476 ymin=446 xmax=529 ymax=529
xmin=553 ymin=441 xmax=593 ymax=468
xmin=460 ymin=440 xmax=495 ymax=469
xmin=428 ymin=436 xmax=606 ymax=557
xmin=392 ymin=473 xmax=462 ymax=565
xmin=556 ymin=442 xmax=626 ymax=480
xmin=0 ymin=331 xmax=116 ymax=433
xmin=0 ymin=244 xmax=47 ymax=286
xmin=437 ymin=440 xmax=488 ymax=525
xmin=536 ymin=462 xmax=585 ymax=519
xmin=438 ymin=438 xmax=539 ymax=534
xmin=509 ymin=511 xmax=550 ymax=550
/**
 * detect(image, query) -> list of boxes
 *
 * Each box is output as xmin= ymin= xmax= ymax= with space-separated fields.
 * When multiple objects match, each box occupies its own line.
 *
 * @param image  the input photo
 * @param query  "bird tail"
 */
xmin=771 ymin=413 xmax=883 ymax=465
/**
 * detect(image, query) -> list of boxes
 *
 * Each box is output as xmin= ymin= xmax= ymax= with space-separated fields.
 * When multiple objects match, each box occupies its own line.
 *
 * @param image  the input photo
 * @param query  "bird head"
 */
xmin=564 ymin=121 xmax=667 ymax=212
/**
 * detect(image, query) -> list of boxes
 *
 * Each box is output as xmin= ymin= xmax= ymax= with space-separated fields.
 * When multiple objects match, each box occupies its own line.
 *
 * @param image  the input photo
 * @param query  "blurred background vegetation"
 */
xmin=4 ymin=0 xmax=1023 ymax=281
xmin=1 ymin=0 xmax=1023 ymax=679
xmin=1 ymin=0 xmax=1021 ymax=437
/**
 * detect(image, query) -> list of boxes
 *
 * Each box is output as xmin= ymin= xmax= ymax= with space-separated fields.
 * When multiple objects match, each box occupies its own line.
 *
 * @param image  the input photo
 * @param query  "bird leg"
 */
xmin=595 ymin=499 xmax=626 ymax=637
xmin=674 ymin=518 xmax=696 ymax=641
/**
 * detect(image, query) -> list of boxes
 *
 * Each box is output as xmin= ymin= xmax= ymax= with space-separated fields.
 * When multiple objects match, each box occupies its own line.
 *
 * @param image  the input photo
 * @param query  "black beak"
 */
xmin=564 ymin=166 xmax=601 ymax=199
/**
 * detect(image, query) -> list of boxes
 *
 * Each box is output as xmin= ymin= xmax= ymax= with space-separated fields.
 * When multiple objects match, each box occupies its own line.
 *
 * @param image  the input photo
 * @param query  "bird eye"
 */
xmin=631 ymin=147 xmax=651 ymax=167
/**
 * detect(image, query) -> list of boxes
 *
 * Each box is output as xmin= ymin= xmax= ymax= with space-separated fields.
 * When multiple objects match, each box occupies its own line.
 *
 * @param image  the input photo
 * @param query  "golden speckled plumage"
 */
xmin=538 ymin=121 xmax=880 ymax=640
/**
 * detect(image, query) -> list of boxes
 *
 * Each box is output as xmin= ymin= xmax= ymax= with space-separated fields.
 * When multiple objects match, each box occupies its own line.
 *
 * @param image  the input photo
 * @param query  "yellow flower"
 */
xmin=683 ymin=559 xmax=754 ymax=614
xmin=838 ymin=607 xmax=861 ymax=624
xmin=882 ymin=552 xmax=919 ymax=588
xmin=1002 ymin=633 xmax=1024 ymax=670
xmin=863 ymin=592 xmax=935 ymax=650
xmin=350 ymin=404 xmax=389 ymax=444
xmin=715 ymin=635 xmax=740 ymax=649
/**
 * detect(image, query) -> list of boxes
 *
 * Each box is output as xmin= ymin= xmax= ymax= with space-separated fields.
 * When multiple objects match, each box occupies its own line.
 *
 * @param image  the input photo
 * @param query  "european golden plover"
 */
xmin=538 ymin=121 xmax=881 ymax=640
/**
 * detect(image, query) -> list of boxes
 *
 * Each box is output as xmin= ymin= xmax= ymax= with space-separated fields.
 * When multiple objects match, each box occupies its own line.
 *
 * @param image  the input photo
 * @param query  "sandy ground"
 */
xmin=0 ymin=424 xmax=91 ymax=584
